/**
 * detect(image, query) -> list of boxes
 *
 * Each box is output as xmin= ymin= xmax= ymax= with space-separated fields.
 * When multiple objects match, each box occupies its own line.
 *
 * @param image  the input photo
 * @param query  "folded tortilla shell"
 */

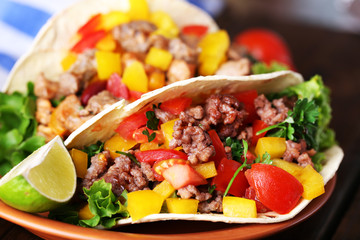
xmin=64 ymin=70 xmax=344 ymax=225
xmin=3 ymin=0 xmax=219 ymax=94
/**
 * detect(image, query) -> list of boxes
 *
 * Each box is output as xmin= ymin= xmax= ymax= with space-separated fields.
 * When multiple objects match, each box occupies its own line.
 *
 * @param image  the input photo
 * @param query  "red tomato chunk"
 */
xmin=245 ymin=163 xmax=304 ymax=214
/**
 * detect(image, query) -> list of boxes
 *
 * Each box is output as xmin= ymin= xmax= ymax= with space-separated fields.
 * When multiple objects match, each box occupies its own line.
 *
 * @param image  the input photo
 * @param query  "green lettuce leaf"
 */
xmin=0 ymin=82 xmax=45 ymax=175
xmin=252 ymin=61 xmax=289 ymax=74
xmin=79 ymin=179 xmax=129 ymax=228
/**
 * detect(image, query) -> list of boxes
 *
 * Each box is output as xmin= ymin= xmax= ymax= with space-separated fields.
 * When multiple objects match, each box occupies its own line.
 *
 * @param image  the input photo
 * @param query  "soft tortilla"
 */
xmin=64 ymin=70 xmax=344 ymax=225
xmin=2 ymin=0 xmax=219 ymax=94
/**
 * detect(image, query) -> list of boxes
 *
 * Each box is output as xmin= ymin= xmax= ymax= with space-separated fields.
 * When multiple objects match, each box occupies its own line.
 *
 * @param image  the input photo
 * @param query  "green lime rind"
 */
xmin=0 ymin=175 xmax=61 ymax=213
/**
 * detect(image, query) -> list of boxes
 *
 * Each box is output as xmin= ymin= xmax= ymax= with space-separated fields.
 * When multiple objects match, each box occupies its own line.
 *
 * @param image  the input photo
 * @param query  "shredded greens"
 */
xmin=0 ymin=82 xmax=45 ymax=175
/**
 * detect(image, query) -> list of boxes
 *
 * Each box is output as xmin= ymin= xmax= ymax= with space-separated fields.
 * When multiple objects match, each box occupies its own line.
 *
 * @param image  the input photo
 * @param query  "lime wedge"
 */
xmin=0 ymin=136 xmax=76 ymax=213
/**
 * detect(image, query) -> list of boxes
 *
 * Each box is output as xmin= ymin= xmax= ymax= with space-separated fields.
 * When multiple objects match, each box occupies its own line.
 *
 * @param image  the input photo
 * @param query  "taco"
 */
xmin=3 ymin=0 xmax=274 ymax=143
xmin=57 ymin=71 xmax=343 ymax=227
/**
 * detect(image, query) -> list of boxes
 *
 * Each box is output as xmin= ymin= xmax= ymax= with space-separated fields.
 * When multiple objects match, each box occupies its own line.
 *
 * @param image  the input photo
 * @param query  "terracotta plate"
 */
xmin=0 ymin=176 xmax=336 ymax=240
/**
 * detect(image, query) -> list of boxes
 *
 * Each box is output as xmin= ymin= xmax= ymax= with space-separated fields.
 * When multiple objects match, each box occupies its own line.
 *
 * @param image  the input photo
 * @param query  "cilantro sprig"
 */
xmin=257 ymin=98 xmax=319 ymax=149
xmin=145 ymin=111 xmax=159 ymax=130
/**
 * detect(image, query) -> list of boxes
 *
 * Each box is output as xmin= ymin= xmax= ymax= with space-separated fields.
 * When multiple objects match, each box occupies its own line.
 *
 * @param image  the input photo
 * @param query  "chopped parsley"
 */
xmin=145 ymin=110 xmax=159 ymax=130
xmin=142 ymin=128 xmax=156 ymax=142
xmin=257 ymin=98 xmax=319 ymax=149
xmin=82 ymin=141 xmax=104 ymax=162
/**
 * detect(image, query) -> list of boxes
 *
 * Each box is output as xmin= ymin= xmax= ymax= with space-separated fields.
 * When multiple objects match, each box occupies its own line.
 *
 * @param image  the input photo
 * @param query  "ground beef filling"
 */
xmin=283 ymin=140 xmax=316 ymax=167
xmin=83 ymin=151 xmax=154 ymax=197
xmin=170 ymin=94 xmax=247 ymax=164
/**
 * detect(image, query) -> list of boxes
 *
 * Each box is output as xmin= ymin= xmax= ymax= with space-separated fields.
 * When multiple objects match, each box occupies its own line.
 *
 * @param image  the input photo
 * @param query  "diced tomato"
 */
xmin=163 ymin=164 xmax=207 ymax=189
xmin=245 ymin=186 xmax=270 ymax=213
xmin=208 ymin=130 xmax=227 ymax=167
xmin=133 ymin=126 xmax=164 ymax=144
xmin=106 ymin=73 xmax=130 ymax=100
xmin=235 ymin=28 xmax=295 ymax=70
xmin=71 ymin=30 xmax=106 ymax=53
xmin=80 ymin=80 xmax=107 ymax=106
xmin=232 ymin=90 xmax=258 ymax=124
xmin=159 ymin=97 xmax=192 ymax=115
xmin=251 ymin=120 xmax=268 ymax=146
xmin=211 ymin=158 xmax=249 ymax=197
xmin=245 ymin=163 xmax=304 ymax=214
xmin=77 ymin=13 xmax=102 ymax=37
xmin=153 ymin=159 xmax=188 ymax=175
xmin=135 ymin=149 xmax=187 ymax=165
xmin=129 ymin=90 xmax=144 ymax=101
xmin=181 ymin=25 xmax=208 ymax=38
xmin=115 ymin=112 xmax=148 ymax=140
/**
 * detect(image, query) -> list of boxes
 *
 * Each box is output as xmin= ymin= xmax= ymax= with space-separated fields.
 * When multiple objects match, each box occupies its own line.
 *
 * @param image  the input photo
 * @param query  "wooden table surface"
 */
xmin=1 ymin=1 xmax=360 ymax=239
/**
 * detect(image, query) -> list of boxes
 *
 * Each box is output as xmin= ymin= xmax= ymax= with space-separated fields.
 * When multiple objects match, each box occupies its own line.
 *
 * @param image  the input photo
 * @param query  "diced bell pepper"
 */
xmin=148 ymin=71 xmax=165 ymax=90
xmin=128 ymin=0 xmax=150 ymax=21
xmin=61 ymin=52 xmax=77 ymax=71
xmin=162 ymin=164 xmax=207 ymax=189
xmin=104 ymin=133 xmax=137 ymax=159
xmin=95 ymin=34 xmax=117 ymax=52
xmin=272 ymin=159 xmax=303 ymax=181
xmin=255 ymin=137 xmax=287 ymax=159
xmin=160 ymin=118 xmax=179 ymax=148
xmin=127 ymin=190 xmax=163 ymax=221
xmin=70 ymin=148 xmax=88 ymax=178
xmin=152 ymin=180 xmax=175 ymax=199
xmin=166 ymin=198 xmax=199 ymax=214
xmin=150 ymin=11 xmax=179 ymax=38
xmin=193 ymin=161 xmax=217 ymax=179
xmin=140 ymin=142 xmax=165 ymax=151
xmin=49 ymin=110 xmax=68 ymax=137
xmin=122 ymin=61 xmax=148 ymax=93
xmin=145 ymin=47 xmax=173 ymax=71
xmin=159 ymin=97 xmax=192 ymax=115
xmin=223 ymin=196 xmax=257 ymax=218
xmin=101 ymin=11 xmax=130 ymax=30
xmin=95 ymin=51 xmax=121 ymax=80
xmin=298 ymin=165 xmax=325 ymax=200
xmin=78 ymin=204 xmax=95 ymax=220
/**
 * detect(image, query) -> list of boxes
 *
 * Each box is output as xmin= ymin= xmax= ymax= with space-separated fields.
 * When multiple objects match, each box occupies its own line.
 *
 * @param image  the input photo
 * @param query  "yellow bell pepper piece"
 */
xmin=140 ymin=141 xmax=165 ymax=151
xmin=128 ymin=0 xmax=150 ymax=21
xmin=193 ymin=161 xmax=217 ymax=179
xmin=78 ymin=204 xmax=94 ymax=220
xmin=148 ymin=71 xmax=166 ymax=90
xmin=70 ymin=148 xmax=88 ymax=178
xmin=122 ymin=61 xmax=148 ymax=92
xmin=166 ymin=198 xmax=199 ymax=214
xmin=95 ymin=34 xmax=117 ymax=52
xmin=101 ymin=11 xmax=130 ymax=30
xmin=199 ymin=57 xmax=224 ymax=76
xmin=127 ymin=190 xmax=164 ymax=221
xmin=297 ymin=165 xmax=325 ymax=200
xmin=160 ymin=118 xmax=179 ymax=148
xmin=104 ymin=133 xmax=137 ymax=159
xmin=49 ymin=109 xmax=68 ymax=137
xmin=145 ymin=47 xmax=173 ymax=71
xmin=255 ymin=137 xmax=287 ymax=159
xmin=223 ymin=196 xmax=257 ymax=218
xmin=272 ymin=159 xmax=304 ymax=181
xmin=61 ymin=52 xmax=77 ymax=71
xmin=150 ymin=11 xmax=179 ymax=38
xmin=95 ymin=51 xmax=121 ymax=80
xmin=198 ymin=30 xmax=230 ymax=75
xmin=153 ymin=180 xmax=175 ymax=199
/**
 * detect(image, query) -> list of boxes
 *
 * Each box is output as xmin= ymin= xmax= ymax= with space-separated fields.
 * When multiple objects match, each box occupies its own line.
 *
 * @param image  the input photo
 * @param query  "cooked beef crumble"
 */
xmin=83 ymin=151 xmax=153 ymax=197
xmin=254 ymin=94 xmax=289 ymax=126
xmin=283 ymin=140 xmax=316 ymax=167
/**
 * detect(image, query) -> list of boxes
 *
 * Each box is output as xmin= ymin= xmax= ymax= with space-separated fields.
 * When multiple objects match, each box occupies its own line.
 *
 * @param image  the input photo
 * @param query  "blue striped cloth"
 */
xmin=0 ymin=0 xmax=223 ymax=89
